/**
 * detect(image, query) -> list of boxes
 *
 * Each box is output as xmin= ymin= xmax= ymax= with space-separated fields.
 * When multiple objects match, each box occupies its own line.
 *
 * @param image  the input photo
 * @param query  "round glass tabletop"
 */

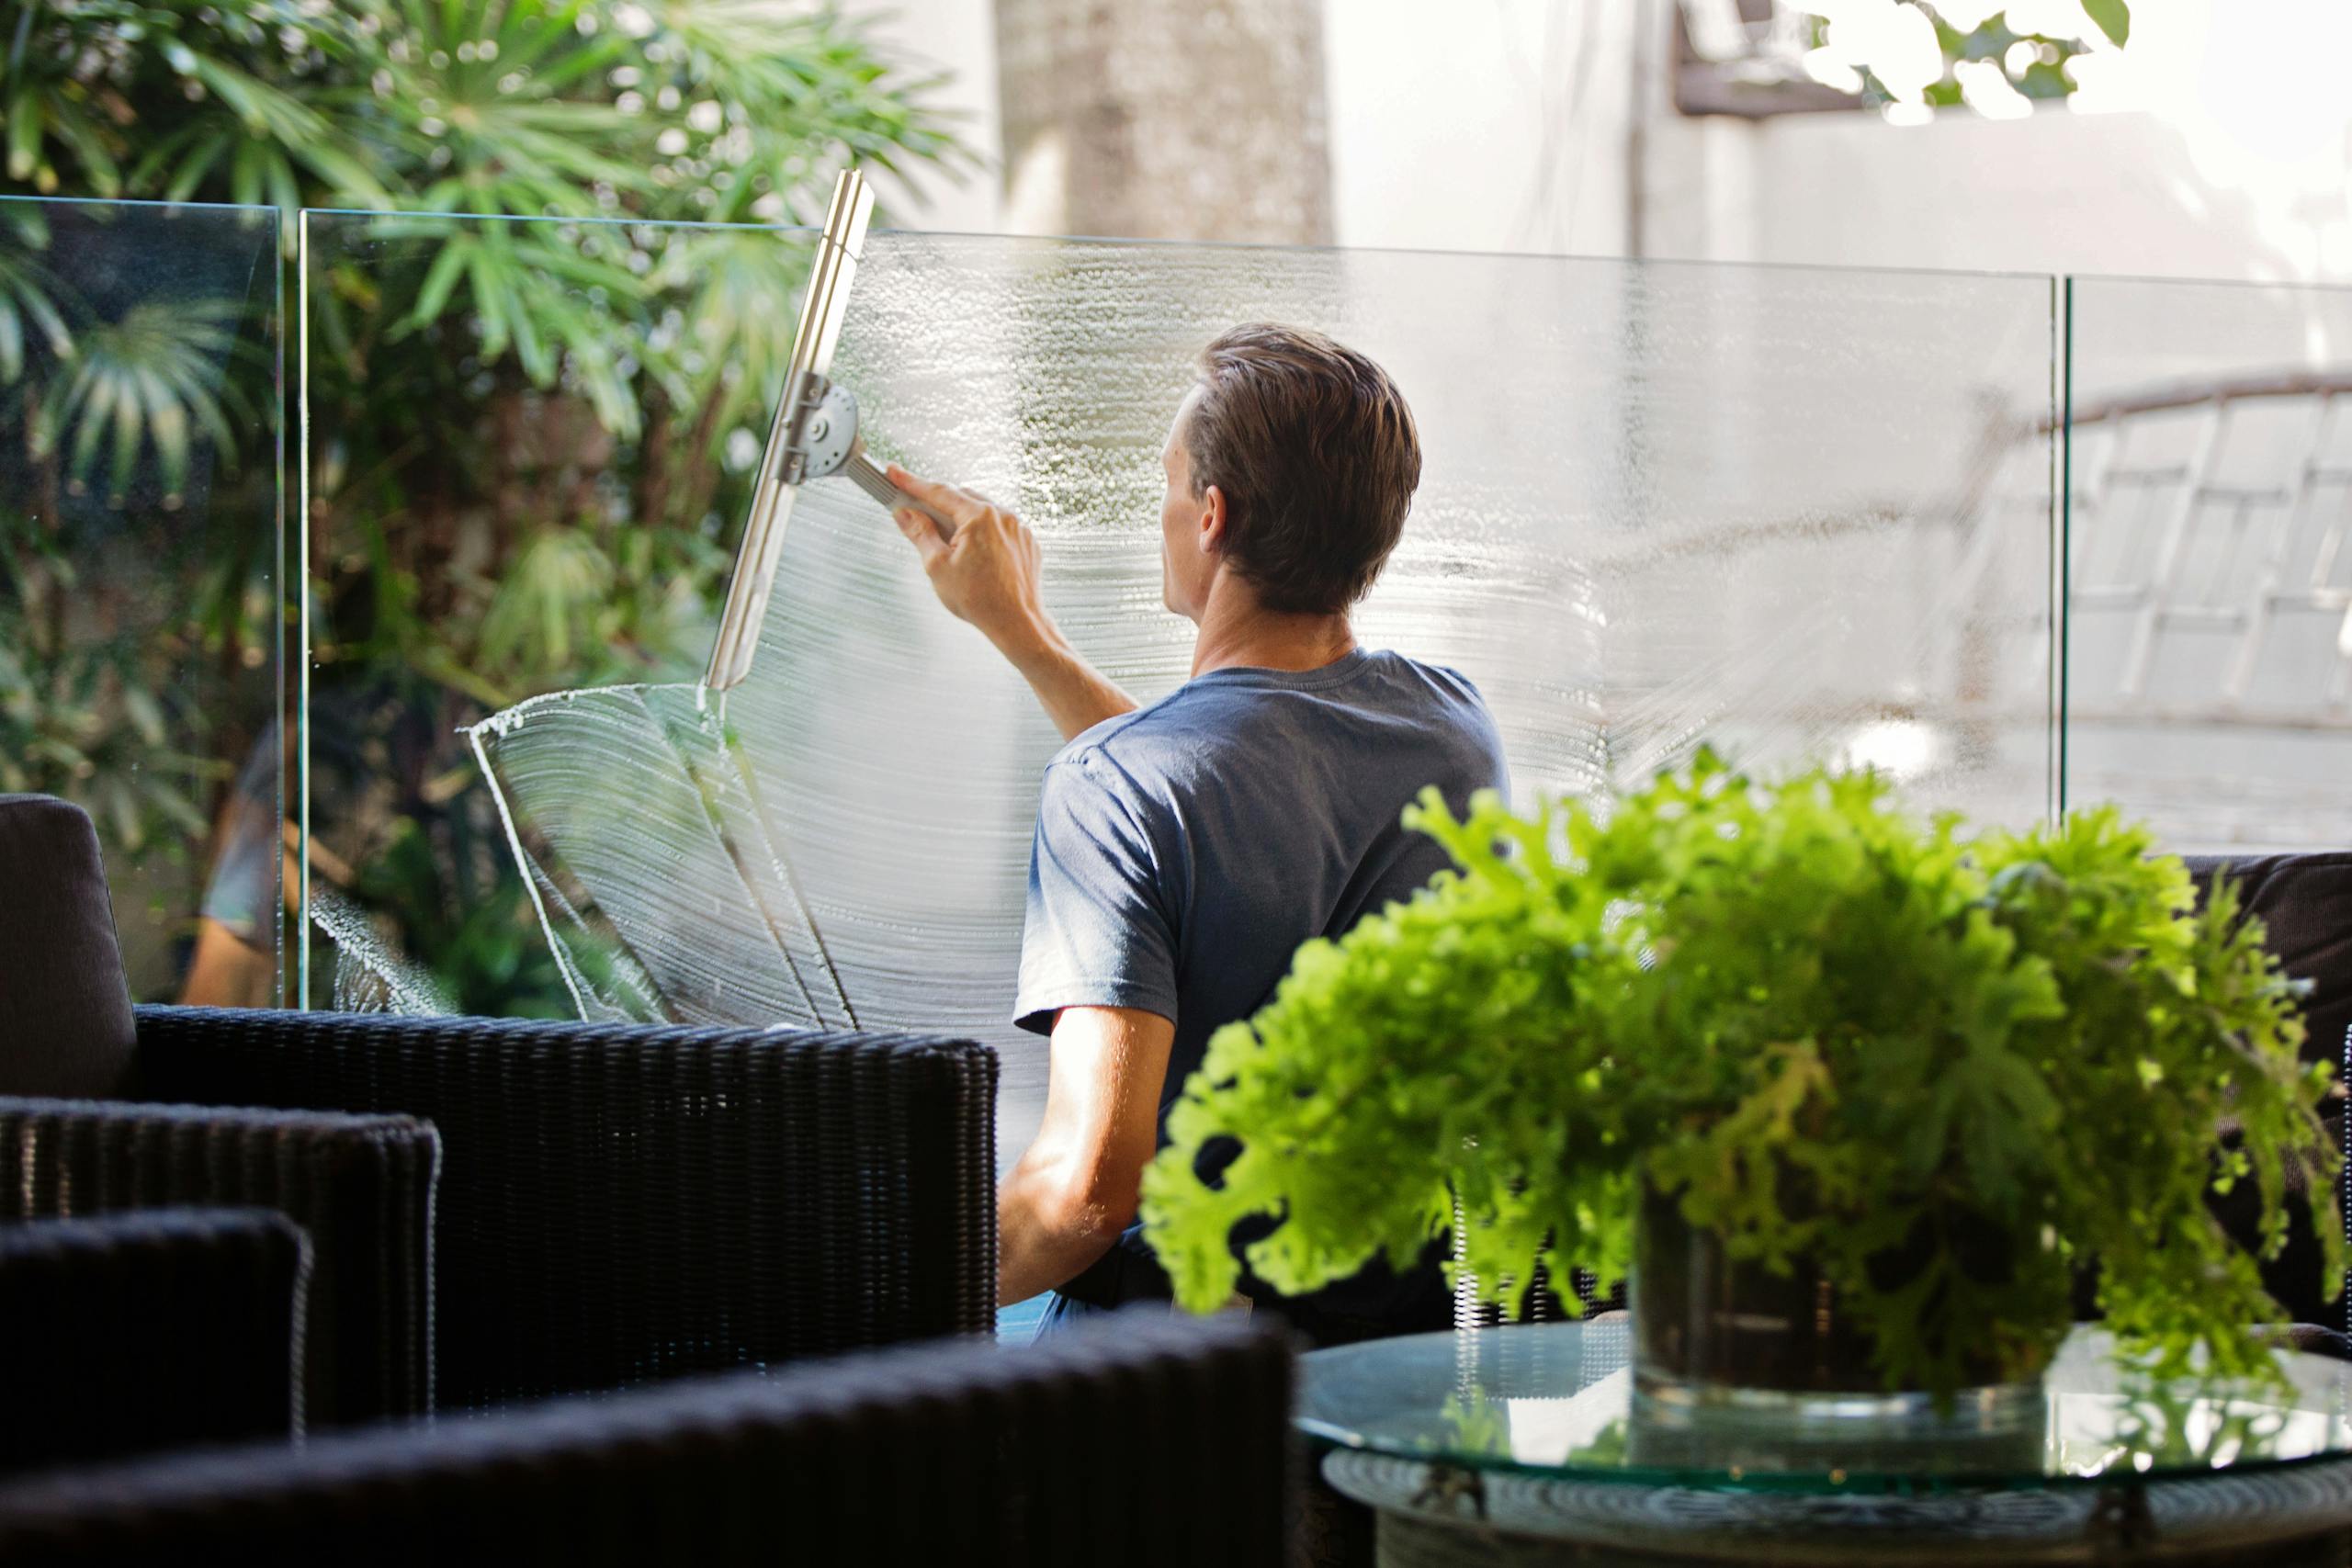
xmin=1295 ymin=1319 xmax=2352 ymax=1496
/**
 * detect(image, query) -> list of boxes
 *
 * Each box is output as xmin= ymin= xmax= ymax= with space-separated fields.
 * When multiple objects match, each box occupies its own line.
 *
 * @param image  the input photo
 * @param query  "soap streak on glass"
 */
xmin=312 ymin=885 xmax=452 ymax=1015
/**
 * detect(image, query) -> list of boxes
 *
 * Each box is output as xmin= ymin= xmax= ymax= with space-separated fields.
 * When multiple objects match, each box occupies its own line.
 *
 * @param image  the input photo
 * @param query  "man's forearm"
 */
xmin=994 ymin=612 xmax=1138 ymax=742
xmin=996 ymin=1153 xmax=1126 ymax=1306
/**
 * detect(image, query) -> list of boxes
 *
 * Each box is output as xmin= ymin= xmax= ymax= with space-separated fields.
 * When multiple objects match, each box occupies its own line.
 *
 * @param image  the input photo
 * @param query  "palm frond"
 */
xmin=37 ymin=299 xmax=245 ymax=496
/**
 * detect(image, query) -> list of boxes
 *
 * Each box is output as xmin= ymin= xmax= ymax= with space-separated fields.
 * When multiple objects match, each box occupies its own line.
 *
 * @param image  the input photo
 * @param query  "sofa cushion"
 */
xmin=0 ymin=795 xmax=137 ymax=1097
xmin=2183 ymin=852 xmax=2352 ymax=1067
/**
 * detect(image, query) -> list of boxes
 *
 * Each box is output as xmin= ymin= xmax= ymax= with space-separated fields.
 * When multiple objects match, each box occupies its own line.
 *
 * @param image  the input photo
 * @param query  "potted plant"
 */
xmin=1141 ymin=750 xmax=2340 ymax=1416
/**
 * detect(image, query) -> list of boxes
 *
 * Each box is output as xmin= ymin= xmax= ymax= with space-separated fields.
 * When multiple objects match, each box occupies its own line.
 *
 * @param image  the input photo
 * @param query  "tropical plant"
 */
xmin=4 ymin=1 xmax=958 ymax=228
xmin=0 ymin=193 xmax=273 ymax=952
xmin=2 ymin=1 xmax=969 ymax=1007
xmin=0 ymin=204 xmax=69 ymax=378
xmin=1142 ymin=750 xmax=2339 ymax=1400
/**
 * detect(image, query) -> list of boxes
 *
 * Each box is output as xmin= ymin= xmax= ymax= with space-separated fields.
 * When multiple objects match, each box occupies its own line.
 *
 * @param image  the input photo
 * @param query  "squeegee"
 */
xmin=704 ymin=167 xmax=955 ymax=692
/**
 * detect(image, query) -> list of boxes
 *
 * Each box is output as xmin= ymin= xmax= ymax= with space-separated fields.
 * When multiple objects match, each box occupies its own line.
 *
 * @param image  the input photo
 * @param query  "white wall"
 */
xmin=1665 ymin=93 xmax=2352 ymax=283
xmin=1320 ymin=0 xmax=1642 ymax=257
xmin=842 ymin=0 xmax=1005 ymax=234
xmin=863 ymin=0 xmax=2352 ymax=288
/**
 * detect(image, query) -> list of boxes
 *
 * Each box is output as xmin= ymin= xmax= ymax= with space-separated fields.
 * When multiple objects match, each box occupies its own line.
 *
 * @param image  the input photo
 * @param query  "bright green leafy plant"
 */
xmin=1143 ymin=750 xmax=2339 ymax=1397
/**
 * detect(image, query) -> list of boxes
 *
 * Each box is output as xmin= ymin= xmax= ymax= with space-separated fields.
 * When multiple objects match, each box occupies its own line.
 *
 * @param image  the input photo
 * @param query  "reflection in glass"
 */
xmin=2063 ymin=276 xmax=2352 ymax=851
xmin=0 ymin=197 xmax=282 ymax=1004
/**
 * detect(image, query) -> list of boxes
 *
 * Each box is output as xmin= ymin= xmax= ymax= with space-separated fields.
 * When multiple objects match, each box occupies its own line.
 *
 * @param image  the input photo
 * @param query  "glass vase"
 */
xmin=1627 ymin=1182 xmax=2051 ymax=1465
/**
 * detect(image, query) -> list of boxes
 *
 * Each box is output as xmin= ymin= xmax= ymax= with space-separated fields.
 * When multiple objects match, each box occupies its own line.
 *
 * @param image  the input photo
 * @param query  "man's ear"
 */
xmin=1198 ymin=483 xmax=1227 ymax=555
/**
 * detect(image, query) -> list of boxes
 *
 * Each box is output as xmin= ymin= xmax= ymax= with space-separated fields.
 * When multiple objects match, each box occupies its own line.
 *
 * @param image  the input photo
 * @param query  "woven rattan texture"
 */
xmin=130 ymin=1006 xmax=999 ymax=1408
xmin=0 ymin=1307 xmax=1291 ymax=1568
xmin=0 ymin=1096 xmax=435 ymax=1427
xmin=0 ymin=1207 xmax=307 ymax=1472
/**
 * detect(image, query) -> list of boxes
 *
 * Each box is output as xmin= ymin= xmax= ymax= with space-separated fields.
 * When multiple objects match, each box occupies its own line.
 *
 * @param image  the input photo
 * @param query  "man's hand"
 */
xmin=887 ymin=465 xmax=1047 ymax=657
xmin=886 ymin=462 xmax=1139 ymax=741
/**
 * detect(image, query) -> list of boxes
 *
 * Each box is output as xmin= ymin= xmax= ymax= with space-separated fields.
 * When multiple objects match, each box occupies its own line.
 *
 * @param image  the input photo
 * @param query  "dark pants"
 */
xmin=1041 ymin=1241 xmax=1452 ymax=1349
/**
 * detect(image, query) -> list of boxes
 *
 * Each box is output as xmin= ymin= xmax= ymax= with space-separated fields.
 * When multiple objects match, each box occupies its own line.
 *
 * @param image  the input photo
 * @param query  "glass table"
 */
xmin=1295 ymin=1319 xmax=2352 ymax=1565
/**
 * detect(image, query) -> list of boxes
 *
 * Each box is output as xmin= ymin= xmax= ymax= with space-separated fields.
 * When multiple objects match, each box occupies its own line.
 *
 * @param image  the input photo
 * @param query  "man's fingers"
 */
xmin=885 ymin=462 xmax=953 ymax=505
xmin=887 ymin=463 xmax=988 ymax=525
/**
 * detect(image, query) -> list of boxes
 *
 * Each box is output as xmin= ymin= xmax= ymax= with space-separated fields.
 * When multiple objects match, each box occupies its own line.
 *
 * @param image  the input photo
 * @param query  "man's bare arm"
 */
xmin=887 ymin=465 xmax=1137 ymax=741
xmin=996 ymin=1004 xmax=1174 ymax=1306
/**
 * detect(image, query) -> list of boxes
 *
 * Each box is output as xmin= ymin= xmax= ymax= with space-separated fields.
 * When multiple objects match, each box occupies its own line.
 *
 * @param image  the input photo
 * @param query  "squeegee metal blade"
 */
xmin=703 ymin=479 xmax=803 ymax=693
xmin=704 ymin=168 xmax=876 ymax=691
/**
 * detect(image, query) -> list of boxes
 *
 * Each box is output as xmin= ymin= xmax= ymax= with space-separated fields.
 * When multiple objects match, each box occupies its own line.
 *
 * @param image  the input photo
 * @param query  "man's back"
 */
xmin=1015 ymin=648 xmax=1509 ymax=1329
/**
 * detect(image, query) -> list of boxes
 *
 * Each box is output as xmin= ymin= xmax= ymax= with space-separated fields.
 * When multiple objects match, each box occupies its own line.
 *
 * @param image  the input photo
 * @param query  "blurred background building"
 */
xmin=856 ymin=0 xmax=2352 ymax=280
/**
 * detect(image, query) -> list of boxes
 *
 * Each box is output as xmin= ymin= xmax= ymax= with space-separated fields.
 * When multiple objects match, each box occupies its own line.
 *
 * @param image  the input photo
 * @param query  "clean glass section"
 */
xmin=2062 ymin=276 xmax=2352 ymax=851
xmin=302 ymin=217 xmax=2056 ymax=1156
xmin=297 ymin=210 xmax=808 ymax=1016
xmin=0 ymin=197 xmax=283 ymax=1005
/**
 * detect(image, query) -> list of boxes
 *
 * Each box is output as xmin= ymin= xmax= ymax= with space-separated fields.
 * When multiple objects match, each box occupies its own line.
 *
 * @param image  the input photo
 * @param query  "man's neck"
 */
xmin=1187 ymin=572 xmax=1356 ymax=680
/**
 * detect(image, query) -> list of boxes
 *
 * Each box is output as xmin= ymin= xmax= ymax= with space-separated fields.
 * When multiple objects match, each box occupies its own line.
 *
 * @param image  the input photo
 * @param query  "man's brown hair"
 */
xmin=1182 ymin=323 xmax=1421 ymax=616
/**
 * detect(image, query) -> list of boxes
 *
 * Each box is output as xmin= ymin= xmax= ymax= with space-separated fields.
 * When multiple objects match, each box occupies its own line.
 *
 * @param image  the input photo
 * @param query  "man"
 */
xmin=887 ymin=323 xmax=1507 ymax=1342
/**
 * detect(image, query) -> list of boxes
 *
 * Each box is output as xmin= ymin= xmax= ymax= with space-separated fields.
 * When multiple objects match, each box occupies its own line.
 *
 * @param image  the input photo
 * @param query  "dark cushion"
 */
xmin=0 ymin=796 xmax=136 ymax=1098
xmin=0 ymin=1207 xmax=305 ymax=1472
xmin=2182 ymin=852 xmax=2352 ymax=1067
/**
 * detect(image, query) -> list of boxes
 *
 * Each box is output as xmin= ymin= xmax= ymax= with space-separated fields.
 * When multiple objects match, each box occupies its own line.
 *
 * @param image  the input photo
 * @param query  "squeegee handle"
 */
xmin=843 ymin=446 xmax=958 ymax=539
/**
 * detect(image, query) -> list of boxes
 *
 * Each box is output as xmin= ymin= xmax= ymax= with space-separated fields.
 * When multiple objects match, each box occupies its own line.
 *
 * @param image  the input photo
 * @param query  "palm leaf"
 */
xmin=0 ymin=239 xmax=71 ymax=382
xmin=6 ymin=92 xmax=42 ymax=182
xmin=40 ymin=299 xmax=247 ymax=495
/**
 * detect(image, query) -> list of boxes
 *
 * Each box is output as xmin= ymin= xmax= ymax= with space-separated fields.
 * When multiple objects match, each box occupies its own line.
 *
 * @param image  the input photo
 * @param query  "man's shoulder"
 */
xmin=1354 ymin=650 xmax=1506 ymax=756
xmin=1044 ymin=673 xmax=1297 ymax=790
xmin=1040 ymin=704 xmax=1184 ymax=818
xmin=1367 ymin=649 xmax=1495 ymax=716
xmin=1397 ymin=651 xmax=1488 ymax=704
xmin=1046 ymin=672 xmax=1257 ymax=766
xmin=1047 ymin=702 xmax=1171 ymax=780
xmin=1038 ymin=706 xmax=1212 ymax=851
xmin=1057 ymin=652 xmax=1498 ymax=782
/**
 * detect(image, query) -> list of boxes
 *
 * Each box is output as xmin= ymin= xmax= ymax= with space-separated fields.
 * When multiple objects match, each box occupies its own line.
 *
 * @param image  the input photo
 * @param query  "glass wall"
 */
xmin=302 ymin=214 xmax=2059 ymax=1159
xmin=0 ymin=197 xmax=283 ymax=1006
xmin=298 ymin=209 xmax=819 ymax=1016
xmin=2062 ymin=276 xmax=2352 ymax=852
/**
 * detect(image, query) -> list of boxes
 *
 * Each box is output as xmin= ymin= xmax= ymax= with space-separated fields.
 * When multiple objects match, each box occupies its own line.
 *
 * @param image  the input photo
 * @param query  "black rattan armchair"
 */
xmin=122 ymin=1007 xmax=1000 ymax=1411
xmin=0 ymin=1307 xmax=1293 ymax=1568
xmin=0 ymin=1207 xmax=308 ymax=1473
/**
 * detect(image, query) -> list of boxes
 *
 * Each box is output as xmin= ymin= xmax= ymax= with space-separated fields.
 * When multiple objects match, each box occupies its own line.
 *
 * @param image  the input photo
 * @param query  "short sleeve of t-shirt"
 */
xmin=1013 ymin=752 xmax=1180 ymax=1035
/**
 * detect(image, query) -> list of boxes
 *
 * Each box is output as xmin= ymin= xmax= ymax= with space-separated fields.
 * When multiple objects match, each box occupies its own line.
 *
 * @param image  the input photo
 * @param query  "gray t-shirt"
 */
xmin=1015 ymin=647 xmax=1510 ymax=1120
xmin=1015 ymin=648 xmax=1508 ymax=1325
